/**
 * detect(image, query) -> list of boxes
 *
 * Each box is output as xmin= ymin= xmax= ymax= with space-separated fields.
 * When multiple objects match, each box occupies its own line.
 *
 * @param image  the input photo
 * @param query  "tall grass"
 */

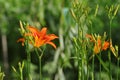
xmin=71 ymin=0 xmax=119 ymax=80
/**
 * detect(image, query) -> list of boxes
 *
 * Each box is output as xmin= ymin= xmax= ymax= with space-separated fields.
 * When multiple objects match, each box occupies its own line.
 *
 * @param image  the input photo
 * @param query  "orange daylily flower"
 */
xmin=86 ymin=34 xmax=109 ymax=54
xmin=18 ymin=26 xmax=58 ymax=48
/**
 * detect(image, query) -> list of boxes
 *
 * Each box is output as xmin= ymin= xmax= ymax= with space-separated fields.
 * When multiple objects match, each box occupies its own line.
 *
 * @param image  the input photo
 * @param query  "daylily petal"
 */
xmin=17 ymin=38 xmax=25 ymax=46
xmin=102 ymin=41 xmax=109 ymax=50
xmin=27 ymin=26 xmax=39 ymax=33
xmin=93 ymin=44 xmax=100 ymax=54
xmin=39 ymin=27 xmax=47 ymax=36
xmin=46 ymin=42 xmax=57 ymax=49
xmin=97 ymin=38 xmax=101 ymax=47
xmin=27 ymin=26 xmax=40 ymax=37
xmin=45 ymin=34 xmax=58 ymax=41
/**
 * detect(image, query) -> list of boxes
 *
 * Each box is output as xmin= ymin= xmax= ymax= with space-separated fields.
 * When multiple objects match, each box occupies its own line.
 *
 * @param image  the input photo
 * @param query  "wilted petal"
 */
xmin=110 ymin=39 xmax=118 ymax=58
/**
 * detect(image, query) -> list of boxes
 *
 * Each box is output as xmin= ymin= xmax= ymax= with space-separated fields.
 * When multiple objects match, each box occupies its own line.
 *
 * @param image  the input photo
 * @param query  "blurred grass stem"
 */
xmin=1 ymin=34 xmax=9 ymax=79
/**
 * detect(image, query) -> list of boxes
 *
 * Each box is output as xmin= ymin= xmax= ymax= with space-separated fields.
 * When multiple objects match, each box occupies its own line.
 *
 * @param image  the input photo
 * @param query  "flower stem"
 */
xmin=87 ymin=53 xmax=89 ymax=80
xmin=20 ymin=68 xmax=23 ymax=80
xmin=99 ymin=53 xmax=101 ymax=80
xmin=26 ymin=40 xmax=31 ymax=80
xmin=96 ymin=55 xmax=109 ymax=72
xmin=78 ymin=56 xmax=81 ymax=80
xmin=27 ymin=51 xmax=31 ymax=79
xmin=92 ymin=55 xmax=94 ymax=80
xmin=35 ymin=48 xmax=45 ymax=80
xmin=108 ymin=51 xmax=112 ymax=80
xmin=39 ymin=56 xmax=42 ymax=80
xmin=117 ymin=58 xmax=119 ymax=80
xmin=109 ymin=18 xmax=113 ymax=80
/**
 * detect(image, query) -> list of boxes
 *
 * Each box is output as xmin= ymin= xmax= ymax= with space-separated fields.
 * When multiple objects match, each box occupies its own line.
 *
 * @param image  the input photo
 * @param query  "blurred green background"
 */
xmin=0 ymin=0 xmax=120 ymax=80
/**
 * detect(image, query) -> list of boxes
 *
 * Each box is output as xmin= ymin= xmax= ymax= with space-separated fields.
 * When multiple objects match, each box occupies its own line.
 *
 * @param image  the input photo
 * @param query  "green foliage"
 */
xmin=0 ymin=0 xmax=120 ymax=80
xmin=0 ymin=67 xmax=5 ymax=80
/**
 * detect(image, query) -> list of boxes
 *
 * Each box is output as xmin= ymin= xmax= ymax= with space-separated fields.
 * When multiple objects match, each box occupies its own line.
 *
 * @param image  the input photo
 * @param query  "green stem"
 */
xmin=109 ymin=19 xmax=112 ymax=40
xmin=82 ymin=29 xmax=85 ymax=80
xmin=92 ymin=55 xmax=94 ymax=80
xmin=108 ymin=51 xmax=112 ymax=80
xmin=26 ymin=40 xmax=31 ymax=80
xmin=80 ymin=54 xmax=82 ymax=80
xmin=39 ymin=56 xmax=42 ymax=80
xmin=35 ymin=49 xmax=41 ymax=80
xmin=87 ymin=53 xmax=89 ymax=80
xmin=96 ymin=55 xmax=109 ymax=72
xmin=74 ymin=38 xmax=81 ymax=80
xmin=27 ymin=50 xmax=31 ymax=79
xmin=109 ymin=18 xmax=113 ymax=80
xmin=39 ymin=50 xmax=44 ymax=80
xmin=75 ymin=29 xmax=82 ymax=80
xmin=28 ymin=51 xmax=31 ymax=79
xmin=78 ymin=18 xmax=84 ymax=80
xmin=20 ymin=69 xmax=23 ymax=80
xmin=117 ymin=58 xmax=119 ymax=80
xmin=35 ymin=48 xmax=45 ymax=80
xmin=78 ymin=49 xmax=81 ymax=80
xmin=99 ymin=53 xmax=101 ymax=80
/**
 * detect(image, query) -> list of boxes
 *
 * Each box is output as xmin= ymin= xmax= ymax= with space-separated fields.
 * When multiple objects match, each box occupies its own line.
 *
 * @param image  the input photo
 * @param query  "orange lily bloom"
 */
xmin=18 ymin=26 xmax=58 ymax=48
xmin=86 ymin=34 xmax=109 ymax=54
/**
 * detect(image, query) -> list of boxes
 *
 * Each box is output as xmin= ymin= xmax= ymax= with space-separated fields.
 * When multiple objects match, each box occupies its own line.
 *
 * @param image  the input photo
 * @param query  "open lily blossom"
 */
xmin=18 ymin=26 xmax=58 ymax=48
xmin=86 ymin=34 xmax=109 ymax=54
